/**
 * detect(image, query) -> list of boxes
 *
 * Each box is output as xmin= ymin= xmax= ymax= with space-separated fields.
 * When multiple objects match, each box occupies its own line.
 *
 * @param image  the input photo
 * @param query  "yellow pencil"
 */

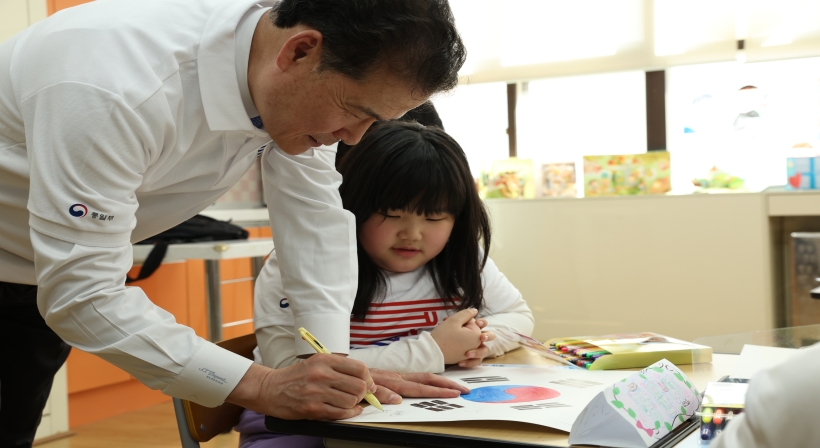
xmin=297 ymin=327 xmax=384 ymax=411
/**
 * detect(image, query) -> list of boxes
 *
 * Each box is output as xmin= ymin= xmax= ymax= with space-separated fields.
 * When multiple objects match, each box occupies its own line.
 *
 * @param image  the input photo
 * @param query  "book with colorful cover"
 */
xmin=583 ymin=152 xmax=671 ymax=197
xmin=541 ymin=162 xmax=577 ymax=198
xmin=485 ymin=158 xmax=536 ymax=199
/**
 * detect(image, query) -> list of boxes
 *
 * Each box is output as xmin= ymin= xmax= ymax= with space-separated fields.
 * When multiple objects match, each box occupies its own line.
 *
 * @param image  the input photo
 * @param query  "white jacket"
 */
xmin=0 ymin=0 xmax=356 ymax=407
xmin=711 ymin=341 xmax=820 ymax=448
xmin=254 ymin=251 xmax=534 ymax=373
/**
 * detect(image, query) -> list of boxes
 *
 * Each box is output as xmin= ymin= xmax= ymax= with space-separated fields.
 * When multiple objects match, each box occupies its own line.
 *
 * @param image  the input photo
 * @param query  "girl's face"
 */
xmin=359 ymin=209 xmax=455 ymax=273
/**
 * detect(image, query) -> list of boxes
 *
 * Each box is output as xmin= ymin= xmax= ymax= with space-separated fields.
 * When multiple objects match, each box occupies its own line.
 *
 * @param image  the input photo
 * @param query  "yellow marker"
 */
xmin=298 ymin=327 xmax=383 ymax=411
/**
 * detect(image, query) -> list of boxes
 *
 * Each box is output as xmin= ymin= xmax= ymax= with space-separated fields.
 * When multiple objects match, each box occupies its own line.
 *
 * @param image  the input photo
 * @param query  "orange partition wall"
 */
xmin=47 ymin=0 xmax=92 ymax=15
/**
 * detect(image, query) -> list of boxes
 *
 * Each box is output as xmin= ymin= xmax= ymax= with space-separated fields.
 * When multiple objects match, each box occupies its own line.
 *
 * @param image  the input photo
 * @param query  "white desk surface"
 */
xmin=199 ymin=208 xmax=270 ymax=223
xmin=132 ymin=238 xmax=273 ymax=263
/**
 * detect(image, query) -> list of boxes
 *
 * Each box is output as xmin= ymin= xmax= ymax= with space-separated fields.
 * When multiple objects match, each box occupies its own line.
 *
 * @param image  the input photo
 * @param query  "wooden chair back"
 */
xmin=173 ymin=333 xmax=257 ymax=447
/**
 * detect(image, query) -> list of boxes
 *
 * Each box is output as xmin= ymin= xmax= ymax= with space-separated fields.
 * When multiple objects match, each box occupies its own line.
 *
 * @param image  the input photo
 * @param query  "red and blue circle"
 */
xmin=69 ymin=204 xmax=88 ymax=218
xmin=460 ymin=385 xmax=560 ymax=403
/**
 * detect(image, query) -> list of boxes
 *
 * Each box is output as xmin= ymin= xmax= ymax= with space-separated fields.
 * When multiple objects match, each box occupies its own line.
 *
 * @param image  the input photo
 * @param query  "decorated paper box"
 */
xmin=569 ymin=359 xmax=701 ymax=448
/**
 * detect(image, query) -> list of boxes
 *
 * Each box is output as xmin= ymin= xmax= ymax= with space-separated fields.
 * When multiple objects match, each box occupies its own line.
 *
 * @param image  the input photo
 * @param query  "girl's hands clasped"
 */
xmin=459 ymin=318 xmax=496 ymax=368
xmin=431 ymin=308 xmax=496 ymax=366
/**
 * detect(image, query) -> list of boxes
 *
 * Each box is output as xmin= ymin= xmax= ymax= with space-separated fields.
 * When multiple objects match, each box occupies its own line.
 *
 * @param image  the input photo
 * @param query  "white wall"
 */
xmin=485 ymin=194 xmax=776 ymax=343
xmin=0 ymin=0 xmax=47 ymax=43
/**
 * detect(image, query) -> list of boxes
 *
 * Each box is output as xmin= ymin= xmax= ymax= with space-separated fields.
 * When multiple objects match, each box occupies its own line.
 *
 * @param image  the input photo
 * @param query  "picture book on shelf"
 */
xmin=583 ymin=152 xmax=671 ymax=197
xmin=485 ymin=157 xmax=536 ymax=199
xmin=540 ymin=162 xmax=577 ymax=197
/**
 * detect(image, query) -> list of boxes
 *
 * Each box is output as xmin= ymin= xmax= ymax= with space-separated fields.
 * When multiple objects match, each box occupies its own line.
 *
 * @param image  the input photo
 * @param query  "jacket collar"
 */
xmin=198 ymin=0 xmax=274 ymax=137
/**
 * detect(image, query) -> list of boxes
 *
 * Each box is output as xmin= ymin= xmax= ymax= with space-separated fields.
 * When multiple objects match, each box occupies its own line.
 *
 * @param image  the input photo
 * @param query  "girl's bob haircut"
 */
xmin=338 ymin=121 xmax=491 ymax=320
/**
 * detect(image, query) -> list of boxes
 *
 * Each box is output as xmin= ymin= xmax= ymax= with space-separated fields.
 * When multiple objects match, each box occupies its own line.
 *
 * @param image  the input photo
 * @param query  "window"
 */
xmin=666 ymin=57 xmax=820 ymax=192
xmin=516 ymin=71 xmax=647 ymax=197
xmin=432 ymin=82 xmax=509 ymax=177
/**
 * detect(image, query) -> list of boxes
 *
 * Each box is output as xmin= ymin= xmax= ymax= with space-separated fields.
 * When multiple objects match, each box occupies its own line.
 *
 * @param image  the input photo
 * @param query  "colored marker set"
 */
xmin=696 ymin=381 xmax=749 ymax=445
xmin=545 ymin=333 xmax=713 ymax=370
xmin=548 ymin=340 xmax=611 ymax=369
xmin=698 ymin=406 xmax=741 ymax=443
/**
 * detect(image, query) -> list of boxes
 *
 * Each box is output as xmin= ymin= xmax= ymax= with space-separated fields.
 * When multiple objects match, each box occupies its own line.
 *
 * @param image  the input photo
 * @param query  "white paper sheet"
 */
xmin=343 ymin=364 xmax=629 ymax=432
xmin=730 ymin=344 xmax=799 ymax=380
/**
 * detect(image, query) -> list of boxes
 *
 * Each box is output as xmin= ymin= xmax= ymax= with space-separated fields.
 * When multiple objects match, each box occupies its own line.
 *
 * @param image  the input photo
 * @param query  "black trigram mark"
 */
xmin=512 ymin=402 xmax=571 ymax=411
xmin=549 ymin=379 xmax=602 ymax=388
xmin=410 ymin=400 xmax=464 ymax=412
xmin=460 ymin=376 xmax=509 ymax=384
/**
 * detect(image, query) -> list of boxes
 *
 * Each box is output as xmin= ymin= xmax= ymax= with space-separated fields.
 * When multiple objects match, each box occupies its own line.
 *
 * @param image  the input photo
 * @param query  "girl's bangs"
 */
xmin=373 ymin=142 xmax=467 ymax=217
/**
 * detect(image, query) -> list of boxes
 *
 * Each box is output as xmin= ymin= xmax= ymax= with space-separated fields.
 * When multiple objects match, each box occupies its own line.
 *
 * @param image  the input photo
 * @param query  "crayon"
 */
xmin=582 ymin=350 xmax=609 ymax=357
xmin=714 ymin=420 xmax=725 ymax=438
xmin=555 ymin=342 xmax=589 ymax=351
xmin=713 ymin=408 xmax=725 ymax=425
xmin=554 ymin=340 xmax=586 ymax=347
xmin=576 ymin=359 xmax=593 ymax=368
xmin=561 ymin=344 xmax=594 ymax=352
xmin=573 ymin=347 xmax=604 ymax=355
xmin=573 ymin=346 xmax=601 ymax=353
xmin=701 ymin=407 xmax=713 ymax=424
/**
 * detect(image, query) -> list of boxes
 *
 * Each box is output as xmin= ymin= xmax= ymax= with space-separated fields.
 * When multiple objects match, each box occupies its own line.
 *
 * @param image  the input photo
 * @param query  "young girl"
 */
xmin=235 ymin=121 xmax=533 ymax=447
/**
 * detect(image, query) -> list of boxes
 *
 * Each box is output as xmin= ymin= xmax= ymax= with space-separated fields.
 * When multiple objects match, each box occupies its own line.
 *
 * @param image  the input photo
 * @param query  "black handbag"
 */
xmin=127 ymin=215 xmax=249 ymax=283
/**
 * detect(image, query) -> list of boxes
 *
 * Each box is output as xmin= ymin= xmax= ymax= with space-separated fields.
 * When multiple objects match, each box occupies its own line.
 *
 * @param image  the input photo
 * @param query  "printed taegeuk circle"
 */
xmin=69 ymin=204 xmax=88 ymax=218
xmin=460 ymin=385 xmax=560 ymax=403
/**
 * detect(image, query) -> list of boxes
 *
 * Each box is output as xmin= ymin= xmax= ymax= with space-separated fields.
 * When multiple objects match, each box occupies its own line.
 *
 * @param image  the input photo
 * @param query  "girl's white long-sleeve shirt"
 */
xmin=254 ymin=252 xmax=534 ymax=373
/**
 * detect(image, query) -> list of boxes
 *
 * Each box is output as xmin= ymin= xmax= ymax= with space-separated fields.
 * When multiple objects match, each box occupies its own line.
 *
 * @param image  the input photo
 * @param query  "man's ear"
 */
xmin=276 ymin=30 xmax=323 ymax=72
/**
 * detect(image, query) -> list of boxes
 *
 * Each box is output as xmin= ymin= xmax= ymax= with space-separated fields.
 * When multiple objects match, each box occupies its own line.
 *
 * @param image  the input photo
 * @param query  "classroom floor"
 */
xmin=36 ymin=401 xmax=239 ymax=448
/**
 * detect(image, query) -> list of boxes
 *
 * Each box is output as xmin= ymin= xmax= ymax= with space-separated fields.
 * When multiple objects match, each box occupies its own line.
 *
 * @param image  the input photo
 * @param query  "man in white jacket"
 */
xmin=0 ymin=0 xmax=467 ymax=445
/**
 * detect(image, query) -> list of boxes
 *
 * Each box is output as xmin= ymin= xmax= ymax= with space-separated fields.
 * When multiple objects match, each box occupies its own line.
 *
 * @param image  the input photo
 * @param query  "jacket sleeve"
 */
xmin=261 ymin=144 xmax=357 ymax=356
xmin=477 ymin=256 xmax=534 ymax=358
xmin=32 ymin=226 xmax=253 ymax=408
xmin=711 ymin=341 xmax=820 ymax=448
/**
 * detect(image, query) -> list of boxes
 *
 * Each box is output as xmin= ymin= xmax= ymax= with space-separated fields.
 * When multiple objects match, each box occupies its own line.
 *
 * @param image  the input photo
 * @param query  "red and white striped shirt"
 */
xmin=256 ymin=252 xmax=525 ymax=350
xmin=351 ymin=297 xmax=458 ymax=347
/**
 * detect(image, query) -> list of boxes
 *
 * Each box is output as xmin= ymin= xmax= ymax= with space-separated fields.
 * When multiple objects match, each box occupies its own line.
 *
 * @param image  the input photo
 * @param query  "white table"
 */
xmin=133 ymin=238 xmax=274 ymax=341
